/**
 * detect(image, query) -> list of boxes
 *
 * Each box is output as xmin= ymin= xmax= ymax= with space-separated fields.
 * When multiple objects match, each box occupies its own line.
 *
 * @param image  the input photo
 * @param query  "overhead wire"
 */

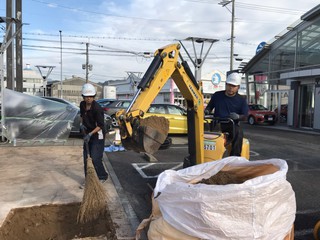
xmin=20 ymin=0 xmax=306 ymax=81
xmin=184 ymin=0 xmax=308 ymax=15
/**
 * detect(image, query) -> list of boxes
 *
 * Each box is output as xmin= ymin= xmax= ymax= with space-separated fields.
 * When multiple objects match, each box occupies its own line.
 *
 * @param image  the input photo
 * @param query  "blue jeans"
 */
xmin=83 ymin=138 xmax=108 ymax=180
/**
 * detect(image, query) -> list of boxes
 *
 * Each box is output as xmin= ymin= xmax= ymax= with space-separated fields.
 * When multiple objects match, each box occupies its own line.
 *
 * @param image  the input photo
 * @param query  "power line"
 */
xmin=29 ymin=0 xmax=229 ymax=24
xmin=185 ymin=0 xmax=308 ymax=15
xmin=24 ymin=32 xmax=174 ymax=42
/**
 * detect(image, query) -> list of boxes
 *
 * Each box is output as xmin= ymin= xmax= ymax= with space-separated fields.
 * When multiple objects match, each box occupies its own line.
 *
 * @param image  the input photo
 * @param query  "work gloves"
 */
xmin=79 ymin=124 xmax=87 ymax=134
xmin=229 ymin=112 xmax=240 ymax=120
xmin=83 ymin=132 xmax=92 ymax=143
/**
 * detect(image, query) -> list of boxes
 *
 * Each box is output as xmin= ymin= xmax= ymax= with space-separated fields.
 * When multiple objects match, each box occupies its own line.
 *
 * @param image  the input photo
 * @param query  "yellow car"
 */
xmin=144 ymin=104 xmax=188 ymax=134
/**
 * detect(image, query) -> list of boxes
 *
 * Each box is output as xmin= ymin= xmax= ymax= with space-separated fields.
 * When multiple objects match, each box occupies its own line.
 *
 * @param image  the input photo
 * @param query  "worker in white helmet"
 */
xmin=79 ymin=83 xmax=108 ymax=187
xmin=205 ymin=72 xmax=249 ymax=156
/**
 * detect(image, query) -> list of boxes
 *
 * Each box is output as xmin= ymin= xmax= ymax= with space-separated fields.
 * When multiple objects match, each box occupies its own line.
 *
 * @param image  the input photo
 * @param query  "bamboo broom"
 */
xmin=77 ymin=142 xmax=107 ymax=223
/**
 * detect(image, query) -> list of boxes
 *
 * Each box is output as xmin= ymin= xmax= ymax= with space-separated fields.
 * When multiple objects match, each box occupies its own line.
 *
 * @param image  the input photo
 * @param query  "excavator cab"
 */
xmin=203 ymin=116 xmax=250 ymax=161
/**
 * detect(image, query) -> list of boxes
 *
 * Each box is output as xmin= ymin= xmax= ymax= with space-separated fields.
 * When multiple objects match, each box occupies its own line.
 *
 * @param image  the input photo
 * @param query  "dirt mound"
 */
xmin=197 ymin=171 xmax=244 ymax=185
xmin=140 ymin=116 xmax=169 ymax=135
xmin=0 ymin=202 xmax=117 ymax=240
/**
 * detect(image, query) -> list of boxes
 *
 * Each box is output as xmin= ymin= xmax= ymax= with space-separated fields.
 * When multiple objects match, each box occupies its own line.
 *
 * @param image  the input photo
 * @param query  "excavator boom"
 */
xmin=116 ymin=43 xmax=205 ymax=165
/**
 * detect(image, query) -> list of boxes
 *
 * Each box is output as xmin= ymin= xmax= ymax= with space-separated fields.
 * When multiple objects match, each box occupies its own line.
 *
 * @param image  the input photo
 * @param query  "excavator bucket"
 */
xmin=121 ymin=116 xmax=169 ymax=154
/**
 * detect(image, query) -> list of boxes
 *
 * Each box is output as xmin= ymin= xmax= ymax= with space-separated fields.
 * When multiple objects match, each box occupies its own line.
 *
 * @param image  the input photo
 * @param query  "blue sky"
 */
xmin=1 ymin=0 xmax=320 ymax=82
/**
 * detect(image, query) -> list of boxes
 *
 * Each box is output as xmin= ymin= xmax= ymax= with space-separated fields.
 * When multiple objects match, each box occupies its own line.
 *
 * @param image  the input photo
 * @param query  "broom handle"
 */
xmin=81 ymin=126 xmax=90 ymax=159
xmin=85 ymin=141 xmax=90 ymax=159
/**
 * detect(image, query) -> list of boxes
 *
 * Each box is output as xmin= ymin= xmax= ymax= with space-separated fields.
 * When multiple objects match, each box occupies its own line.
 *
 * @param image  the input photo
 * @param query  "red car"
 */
xmin=247 ymin=104 xmax=276 ymax=125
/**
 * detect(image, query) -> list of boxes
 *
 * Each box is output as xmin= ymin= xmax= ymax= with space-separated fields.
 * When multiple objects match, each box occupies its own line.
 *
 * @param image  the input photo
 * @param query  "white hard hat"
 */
xmin=226 ymin=72 xmax=242 ymax=86
xmin=81 ymin=83 xmax=96 ymax=96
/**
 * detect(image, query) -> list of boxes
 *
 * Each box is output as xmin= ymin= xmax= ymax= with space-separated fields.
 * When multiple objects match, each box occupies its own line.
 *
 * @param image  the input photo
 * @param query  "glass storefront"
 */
xmin=243 ymin=9 xmax=320 ymax=130
xmin=299 ymin=84 xmax=314 ymax=128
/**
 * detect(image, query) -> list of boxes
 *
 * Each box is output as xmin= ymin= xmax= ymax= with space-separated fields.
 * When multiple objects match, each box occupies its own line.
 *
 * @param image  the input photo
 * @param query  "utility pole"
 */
xmin=59 ymin=30 xmax=63 ymax=98
xmin=85 ymin=43 xmax=89 ymax=82
xmin=230 ymin=0 xmax=235 ymax=71
xmin=1 ymin=16 xmax=23 ymax=141
xmin=82 ymin=43 xmax=92 ymax=83
xmin=6 ymin=0 xmax=13 ymax=90
xmin=219 ymin=0 xmax=235 ymax=71
xmin=15 ymin=0 xmax=22 ymax=92
xmin=5 ymin=0 xmax=23 ymax=91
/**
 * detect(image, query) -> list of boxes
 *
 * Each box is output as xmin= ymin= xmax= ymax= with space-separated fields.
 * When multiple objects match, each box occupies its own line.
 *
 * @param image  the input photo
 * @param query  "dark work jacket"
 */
xmin=205 ymin=90 xmax=248 ymax=118
xmin=80 ymin=100 xmax=105 ymax=140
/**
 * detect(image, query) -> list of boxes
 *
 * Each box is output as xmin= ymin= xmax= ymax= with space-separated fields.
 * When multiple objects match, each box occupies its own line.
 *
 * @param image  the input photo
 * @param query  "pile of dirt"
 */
xmin=0 ymin=202 xmax=117 ymax=240
xmin=197 ymin=171 xmax=244 ymax=185
xmin=140 ymin=116 xmax=169 ymax=136
xmin=121 ymin=116 xmax=169 ymax=154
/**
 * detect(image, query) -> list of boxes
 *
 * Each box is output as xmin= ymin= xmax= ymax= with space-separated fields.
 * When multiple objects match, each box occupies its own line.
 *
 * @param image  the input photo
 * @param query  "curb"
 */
xmin=103 ymin=153 xmax=148 ymax=240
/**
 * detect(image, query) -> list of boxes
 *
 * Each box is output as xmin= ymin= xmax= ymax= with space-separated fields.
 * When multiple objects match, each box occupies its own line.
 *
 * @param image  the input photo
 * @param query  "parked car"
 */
xmin=42 ymin=97 xmax=112 ymax=136
xmin=100 ymin=99 xmax=132 ymax=127
xmin=144 ymin=103 xmax=188 ymax=134
xmin=247 ymin=104 xmax=276 ymax=125
xmin=107 ymin=102 xmax=208 ymax=134
xmin=96 ymin=98 xmax=117 ymax=111
xmin=274 ymin=104 xmax=288 ymax=122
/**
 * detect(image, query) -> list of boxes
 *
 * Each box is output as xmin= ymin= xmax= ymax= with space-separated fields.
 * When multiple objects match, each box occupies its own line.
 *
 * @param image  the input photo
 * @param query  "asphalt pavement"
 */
xmin=104 ymin=124 xmax=320 ymax=240
xmin=0 ymin=124 xmax=319 ymax=239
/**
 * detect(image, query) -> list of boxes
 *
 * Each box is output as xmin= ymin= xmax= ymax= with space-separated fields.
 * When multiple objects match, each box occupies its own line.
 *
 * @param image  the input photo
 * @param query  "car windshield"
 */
xmin=250 ymin=105 xmax=267 ymax=110
xmin=148 ymin=105 xmax=166 ymax=114
xmin=167 ymin=105 xmax=185 ymax=115
xmin=96 ymin=99 xmax=116 ymax=107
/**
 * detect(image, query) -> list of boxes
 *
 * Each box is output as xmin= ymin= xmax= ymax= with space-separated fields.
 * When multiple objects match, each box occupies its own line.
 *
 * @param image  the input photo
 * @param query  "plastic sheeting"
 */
xmin=153 ymin=157 xmax=296 ymax=240
xmin=1 ymin=89 xmax=78 ymax=142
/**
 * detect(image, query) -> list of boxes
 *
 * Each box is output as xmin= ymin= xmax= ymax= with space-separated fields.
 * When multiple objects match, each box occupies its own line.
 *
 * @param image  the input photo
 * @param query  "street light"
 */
xmin=179 ymin=37 xmax=219 ymax=82
xmin=35 ymin=65 xmax=55 ymax=96
xmin=219 ymin=0 xmax=235 ymax=71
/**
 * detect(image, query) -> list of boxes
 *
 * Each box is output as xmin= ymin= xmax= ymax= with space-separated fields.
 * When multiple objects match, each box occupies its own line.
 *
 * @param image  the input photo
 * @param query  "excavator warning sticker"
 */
xmin=204 ymin=141 xmax=216 ymax=151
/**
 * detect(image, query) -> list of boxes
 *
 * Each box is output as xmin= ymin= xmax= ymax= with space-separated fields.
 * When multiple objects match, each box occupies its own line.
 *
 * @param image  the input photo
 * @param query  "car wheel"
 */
xmin=111 ymin=115 xmax=119 ymax=127
xmin=0 ymin=135 xmax=8 ymax=143
xmin=248 ymin=116 xmax=255 ymax=125
xmin=314 ymin=220 xmax=320 ymax=240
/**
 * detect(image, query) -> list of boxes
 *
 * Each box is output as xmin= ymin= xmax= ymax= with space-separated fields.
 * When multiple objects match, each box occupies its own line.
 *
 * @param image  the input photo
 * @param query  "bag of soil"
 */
xmin=151 ymin=157 xmax=296 ymax=240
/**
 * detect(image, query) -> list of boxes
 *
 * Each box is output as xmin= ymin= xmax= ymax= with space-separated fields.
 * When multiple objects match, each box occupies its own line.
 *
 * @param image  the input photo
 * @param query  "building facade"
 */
xmin=47 ymin=76 xmax=103 ymax=106
xmin=242 ymin=4 xmax=320 ymax=131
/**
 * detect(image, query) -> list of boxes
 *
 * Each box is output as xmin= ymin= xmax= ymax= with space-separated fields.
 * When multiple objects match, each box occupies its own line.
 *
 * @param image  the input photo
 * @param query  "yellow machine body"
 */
xmin=203 ymin=132 xmax=250 ymax=162
xmin=116 ymin=43 xmax=250 ymax=166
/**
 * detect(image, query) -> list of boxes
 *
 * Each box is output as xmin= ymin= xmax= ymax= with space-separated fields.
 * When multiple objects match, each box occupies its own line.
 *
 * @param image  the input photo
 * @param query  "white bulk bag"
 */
xmin=153 ymin=157 xmax=296 ymax=240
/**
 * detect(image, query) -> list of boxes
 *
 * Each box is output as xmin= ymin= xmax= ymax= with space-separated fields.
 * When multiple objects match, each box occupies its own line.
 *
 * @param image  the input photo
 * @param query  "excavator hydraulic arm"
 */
xmin=116 ymin=43 xmax=205 ymax=165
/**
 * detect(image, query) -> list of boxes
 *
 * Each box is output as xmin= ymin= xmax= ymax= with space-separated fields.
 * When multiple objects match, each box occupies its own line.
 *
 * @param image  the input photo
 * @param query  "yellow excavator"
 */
xmin=116 ymin=43 xmax=249 ymax=167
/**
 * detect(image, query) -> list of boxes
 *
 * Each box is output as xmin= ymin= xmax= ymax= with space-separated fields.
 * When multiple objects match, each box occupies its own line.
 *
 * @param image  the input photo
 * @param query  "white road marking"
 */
xmin=132 ymin=162 xmax=183 ymax=178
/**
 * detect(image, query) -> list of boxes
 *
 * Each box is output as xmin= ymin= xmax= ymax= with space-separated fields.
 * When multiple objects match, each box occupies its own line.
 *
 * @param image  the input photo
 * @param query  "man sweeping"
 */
xmin=79 ymin=83 xmax=109 ymax=188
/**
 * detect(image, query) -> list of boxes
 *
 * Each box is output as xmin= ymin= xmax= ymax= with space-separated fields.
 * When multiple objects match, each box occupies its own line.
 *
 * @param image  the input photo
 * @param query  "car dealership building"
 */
xmin=242 ymin=4 xmax=320 ymax=131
